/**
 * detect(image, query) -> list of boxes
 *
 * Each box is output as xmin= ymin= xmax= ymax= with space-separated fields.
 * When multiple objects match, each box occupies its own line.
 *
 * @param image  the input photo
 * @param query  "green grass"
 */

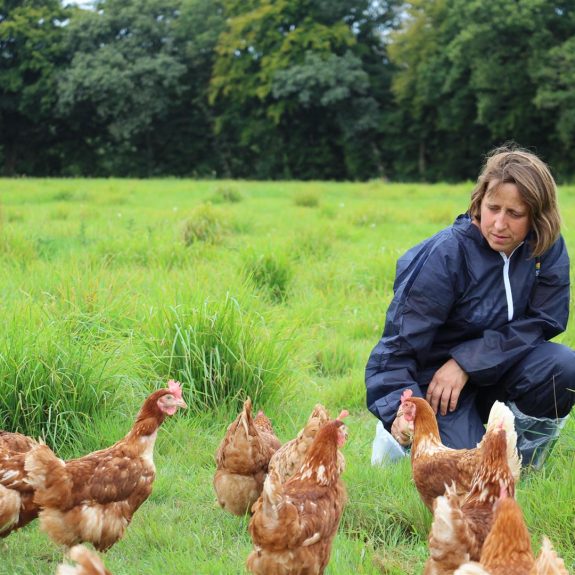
xmin=146 ymin=294 xmax=297 ymax=412
xmin=0 ymin=178 xmax=574 ymax=574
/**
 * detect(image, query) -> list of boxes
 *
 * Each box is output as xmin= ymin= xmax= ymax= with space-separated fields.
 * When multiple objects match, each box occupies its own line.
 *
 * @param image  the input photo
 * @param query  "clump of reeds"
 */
xmin=210 ymin=185 xmax=243 ymax=204
xmin=293 ymin=190 xmax=320 ymax=208
xmin=242 ymin=252 xmax=292 ymax=303
xmin=148 ymin=294 xmax=295 ymax=412
xmin=0 ymin=312 xmax=123 ymax=452
xmin=182 ymin=203 xmax=227 ymax=245
xmin=314 ymin=343 xmax=357 ymax=377
xmin=290 ymin=229 xmax=333 ymax=261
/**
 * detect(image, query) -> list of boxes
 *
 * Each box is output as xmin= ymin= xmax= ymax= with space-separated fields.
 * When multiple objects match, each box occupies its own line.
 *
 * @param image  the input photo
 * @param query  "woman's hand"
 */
xmin=426 ymin=358 xmax=469 ymax=416
xmin=391 ymin=409 xmax=413 ymax=447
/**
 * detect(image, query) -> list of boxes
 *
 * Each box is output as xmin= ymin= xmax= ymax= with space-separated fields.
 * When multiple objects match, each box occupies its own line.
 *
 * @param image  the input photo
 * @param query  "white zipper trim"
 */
xmin=499 ymin=242 xmax=524 ymax=322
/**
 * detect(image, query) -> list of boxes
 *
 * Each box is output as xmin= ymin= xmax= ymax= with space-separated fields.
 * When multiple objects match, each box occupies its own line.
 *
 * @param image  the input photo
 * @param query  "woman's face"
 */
xmin=478 ymin=181 xmax=531 ymax=256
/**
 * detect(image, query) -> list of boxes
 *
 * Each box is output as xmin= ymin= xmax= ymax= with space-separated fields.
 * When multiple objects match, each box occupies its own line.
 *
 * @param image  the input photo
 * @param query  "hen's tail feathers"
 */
xmin=56 ymin=544 xmax=112 ymax=575
xmin=532 ymin=537 xmax=569 ymax=575
xmin=484 ymin=401 xmax=521 ymax=482
xmin=427 ymin=484 xmax=471 ymax=572
xmin=24 ymin=444 xmax=73 ymax=508
xmin=240 ymin=397 xmax=254 ymax=437
xmin=310 ymin=404 xmax=330 ymax=422
xmin=261 ymin=468 xmax=283 ymax=516
xmin=453 ymin=563 xmax=491 ymax=575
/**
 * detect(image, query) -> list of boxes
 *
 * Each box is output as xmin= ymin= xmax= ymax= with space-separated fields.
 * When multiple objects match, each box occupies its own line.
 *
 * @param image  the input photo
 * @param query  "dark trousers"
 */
xmin=421 ymin=342 xmax=575 ymax=450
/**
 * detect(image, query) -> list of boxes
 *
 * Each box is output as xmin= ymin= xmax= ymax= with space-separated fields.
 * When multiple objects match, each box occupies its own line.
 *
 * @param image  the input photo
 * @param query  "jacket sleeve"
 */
xmin=365 ymin=238 xmax=461 ymax=429
xmin=450 ymin=237 xmax=571 ymax=384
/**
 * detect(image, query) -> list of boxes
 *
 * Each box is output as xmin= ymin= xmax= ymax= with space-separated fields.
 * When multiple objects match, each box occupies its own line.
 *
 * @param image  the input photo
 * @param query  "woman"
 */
xmin=366 ymin=146 xmax=575 ymax=468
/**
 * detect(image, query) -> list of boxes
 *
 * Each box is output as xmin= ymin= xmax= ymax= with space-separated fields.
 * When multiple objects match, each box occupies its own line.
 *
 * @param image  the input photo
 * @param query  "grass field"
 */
xmin=0 ymin=178 xmax=573 ymax=574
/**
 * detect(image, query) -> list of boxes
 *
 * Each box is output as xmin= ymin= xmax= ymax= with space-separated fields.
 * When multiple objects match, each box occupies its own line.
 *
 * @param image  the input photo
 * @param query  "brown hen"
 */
xmin=213 ymin=397 xmax=281 ymax=516
xmin=425 ymin=426 xmax=517 ymax=574
xmin=246 ymin=418 xmax=348 ymax=575
xmin=25 ymin=380 xmax=187 ymax=551
xmin=454 ymin=493 xmax=568 ymax=575
xmin=0 ymin=431 xmax=43 ymax=537
xmin=268 ymin=404 xmax=348 ymax=484
xmin=56 ymin=544 xmax=112 ymax=575
xmin=401 ymin=391 xmax=521 ymax=511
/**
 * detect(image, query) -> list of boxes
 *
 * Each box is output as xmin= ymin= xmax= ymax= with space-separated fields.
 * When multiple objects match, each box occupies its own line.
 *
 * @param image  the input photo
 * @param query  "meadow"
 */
xmin=0 ymin=178 xmax=573 ymax=575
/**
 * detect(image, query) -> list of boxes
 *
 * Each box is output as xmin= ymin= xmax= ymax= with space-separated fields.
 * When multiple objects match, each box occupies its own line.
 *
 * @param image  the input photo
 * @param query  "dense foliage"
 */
xmin=1 ymin=0 xmax=574 ymax=180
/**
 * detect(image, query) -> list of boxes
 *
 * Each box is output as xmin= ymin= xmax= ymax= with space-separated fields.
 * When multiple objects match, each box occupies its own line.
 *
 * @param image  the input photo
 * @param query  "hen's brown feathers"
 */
xmin=533 ymin=538 xmax=570 ymax=575
xmin=213 ymin=398 xmax=281 ymax=516
xmin=478 ymin=498 xmax=534 ymax=575
xmin=452 ymin=489 xmax=568 ymax=575
xmin=0 ymin=431 xmax=42 ymax=536
xmin=267 ymin=404 xmax=331 ymax=484
xmin=425 ymin=490 xmax=472 ymax=575
xmin=247 ymin=419 xmax=347 ymax=575
xmin=25 ymin=383 xmax=186 ymax=551
xmin=425 ymin=425 xmax=518 ymax=575
xmin=404 ymin=397 xmax=520 ymax=511
xmin=56 ymin=544 xmax=112 ymax=575
xmin=0 ymin=431 xmax=39 ymax=453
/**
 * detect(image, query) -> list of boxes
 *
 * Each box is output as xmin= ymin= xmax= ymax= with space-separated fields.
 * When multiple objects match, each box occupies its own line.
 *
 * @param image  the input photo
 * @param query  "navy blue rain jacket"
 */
xmin=365 ymin=214 xmax=570 ymax=431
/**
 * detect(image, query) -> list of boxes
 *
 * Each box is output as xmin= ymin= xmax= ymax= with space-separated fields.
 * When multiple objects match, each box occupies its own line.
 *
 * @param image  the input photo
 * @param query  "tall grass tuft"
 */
xmin=243 ymin=251 xmax=292 ymax=303
xmin=148 ymin=294 xmax=296 ymax=412
xmin=181 ymin=203 xmax=227 ymax=246
xmin=314 ymin=341 xmax=360 ymax=377
xmin=0 ymin=314 xmax=123 ymax=452
xmin=210 ymin=185 xmax=243 ymax=204
xmin=290 ymin=229 xmax=333 ymax=261
xmin=0 ymin=229 xmax=37 ymax=262
xmin=294 ymin=190 xmax=320 ymax=207
xmin=52 ymin=189 xmax=91 ymax=202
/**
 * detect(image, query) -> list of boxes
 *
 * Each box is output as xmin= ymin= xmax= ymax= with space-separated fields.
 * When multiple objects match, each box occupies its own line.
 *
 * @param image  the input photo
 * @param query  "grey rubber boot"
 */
xmin=507 ymin=401 xmax=569 ymax=470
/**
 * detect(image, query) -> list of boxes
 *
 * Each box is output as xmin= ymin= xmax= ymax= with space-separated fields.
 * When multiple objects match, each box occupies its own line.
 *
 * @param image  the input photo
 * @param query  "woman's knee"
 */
xmin=509 ymin=343 xmax=575 ymax=418
xmin=549 ymin=344 xmax=575 ymax=415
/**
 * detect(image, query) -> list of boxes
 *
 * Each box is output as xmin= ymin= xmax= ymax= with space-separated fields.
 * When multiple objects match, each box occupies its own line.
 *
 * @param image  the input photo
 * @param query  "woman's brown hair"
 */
xmin=468 ymin=145 xmax=561 ymax=257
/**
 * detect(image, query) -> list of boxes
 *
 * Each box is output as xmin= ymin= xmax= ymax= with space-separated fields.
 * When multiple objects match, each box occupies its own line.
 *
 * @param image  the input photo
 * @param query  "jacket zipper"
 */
xmin=499 ymin=242 xmax=524 ymax=322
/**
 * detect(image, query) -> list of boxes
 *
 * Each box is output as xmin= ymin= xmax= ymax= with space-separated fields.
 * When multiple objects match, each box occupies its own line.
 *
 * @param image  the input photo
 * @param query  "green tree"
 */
xmin=0 ymin=0 xmax=68 ymax=174
xmin=173 ymin=0 xmax=229 ymax=176
xmin=388 ymin=0 xmax=447 ymax=179
xmin=531 ymin=4 xmax=575 ymax=173
xmin=445 ymin=2 xmax=547 ymax=143
xmin=56 ymin=0 xmax=189 ymax=176
xmin=210 ymin=0 xmax=399 ymax=179
xmin=389 ymin=0 xmax=492 ymax=181
xmin=389 ymin=0 xmax=575 ymax=181
xmin=535 ymin=37 xmax=575 ymax=147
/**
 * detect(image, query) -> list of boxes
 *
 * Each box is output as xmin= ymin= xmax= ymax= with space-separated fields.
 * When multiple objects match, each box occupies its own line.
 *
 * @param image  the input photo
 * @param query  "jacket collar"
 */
xmin=452 ymin=213 xmax=533 ymax=259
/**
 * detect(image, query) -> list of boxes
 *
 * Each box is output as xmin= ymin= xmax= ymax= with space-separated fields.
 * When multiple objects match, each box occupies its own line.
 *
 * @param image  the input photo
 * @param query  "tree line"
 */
xmin=1 ymin=0 xmax=574 ymax=181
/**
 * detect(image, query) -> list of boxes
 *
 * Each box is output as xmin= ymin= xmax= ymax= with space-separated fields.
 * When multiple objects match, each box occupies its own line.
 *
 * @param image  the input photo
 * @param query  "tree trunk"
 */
xmin=418 ymin=139 xmax=426 ymax=179
xmin=198 ymin=99 xmax=232 ymax=178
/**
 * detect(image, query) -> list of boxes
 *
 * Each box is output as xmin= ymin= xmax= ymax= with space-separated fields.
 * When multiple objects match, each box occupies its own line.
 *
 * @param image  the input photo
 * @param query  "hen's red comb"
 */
xmin=400 ymin=389 xmax=413 ymax=404
xmin=337 ymin=409 xmax=349 ymax=420
xmin=167 ymin=379 xmax=183 ymax=399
